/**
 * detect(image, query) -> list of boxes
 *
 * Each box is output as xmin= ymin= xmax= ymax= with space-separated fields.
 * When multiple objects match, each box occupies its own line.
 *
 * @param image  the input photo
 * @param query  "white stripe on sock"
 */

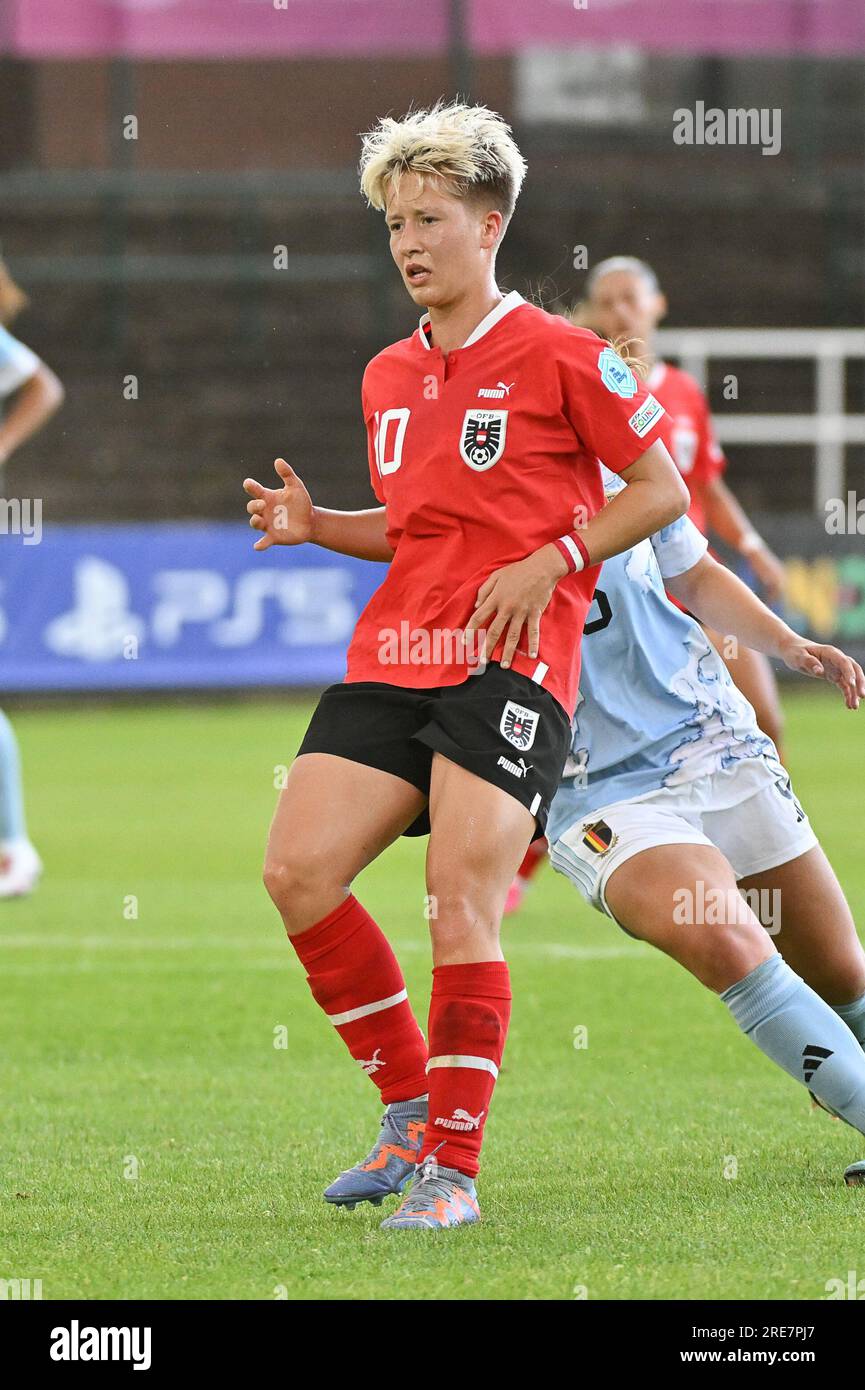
xmin=426 ymin=1054 xmax=499 ymax=1078
xmin=328 ymin=987 xmax=407 ymax=1027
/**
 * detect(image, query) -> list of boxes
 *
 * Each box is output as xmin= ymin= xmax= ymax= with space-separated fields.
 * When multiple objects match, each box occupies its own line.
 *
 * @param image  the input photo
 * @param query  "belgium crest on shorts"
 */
xmin=582 ymin=819 xmax=616 ymax=855
xmin=459 ymin=409 xmax=508 ymax=470
xmin=500 ymin=700 xmax=539 ymax=751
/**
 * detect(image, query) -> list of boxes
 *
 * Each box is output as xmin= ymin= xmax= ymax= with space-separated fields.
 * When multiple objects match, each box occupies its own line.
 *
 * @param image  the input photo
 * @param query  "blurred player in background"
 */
xmin=546 ymin=468 xmax=865 ymax=1186
xmin=244 ymin=102 xmax=687 ymax=1230
xmin=577 ymin=256 xmax=787 ymax=750
xmin=506 ymin=254 xmax=789 ymax=915
xmin=0 ymin=255 xmax=65 ymax=897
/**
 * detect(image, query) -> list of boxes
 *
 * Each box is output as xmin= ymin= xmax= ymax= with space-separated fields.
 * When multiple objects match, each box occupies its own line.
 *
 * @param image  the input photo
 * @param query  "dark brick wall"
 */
xmin=2 ymin=56 xmax=862 ymax=522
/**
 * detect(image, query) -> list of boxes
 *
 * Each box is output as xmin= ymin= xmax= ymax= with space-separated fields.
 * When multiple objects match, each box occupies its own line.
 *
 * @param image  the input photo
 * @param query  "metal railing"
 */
xmin=656 ymin=328 xmax=865 ymax=512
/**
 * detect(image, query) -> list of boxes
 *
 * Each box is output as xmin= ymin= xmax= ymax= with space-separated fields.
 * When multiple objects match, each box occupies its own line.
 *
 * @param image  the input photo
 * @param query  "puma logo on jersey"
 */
xmin=477 ymin=381 xmax=515 ymax=399
xmin=435 ymin=1108 xmax=485 ymax=1132
xmin=497 ymin=754 xmax=533 ymax=779
xmin=357 ymin=1048 xmax=386 ymax=1075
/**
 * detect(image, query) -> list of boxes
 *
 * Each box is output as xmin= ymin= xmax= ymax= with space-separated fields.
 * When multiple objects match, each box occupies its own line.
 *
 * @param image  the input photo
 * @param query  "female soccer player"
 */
xmin=0 ymin=259 xmax=64 ymax=897
xmin=504 ymin=255 xmax=792 ymax=915
xmin=579 ymin=255 xmax=787 ymax=752
xmin=243 ymin=102 xmax=688 ymax=1229
xmin=546 ymin=468 xmax=865 ymax=1185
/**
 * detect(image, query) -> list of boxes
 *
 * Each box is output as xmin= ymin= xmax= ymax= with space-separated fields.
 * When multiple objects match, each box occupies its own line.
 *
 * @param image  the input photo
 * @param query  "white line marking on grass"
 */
xmin=0 ymin=933 xmax=647 ymax=961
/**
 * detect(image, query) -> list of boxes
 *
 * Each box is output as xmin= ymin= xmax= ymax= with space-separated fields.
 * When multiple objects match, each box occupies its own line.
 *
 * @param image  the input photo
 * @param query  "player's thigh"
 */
xmin=705 ymin=628 xmax=784 ymax=746
xmin=265 ymin=752 xmax=426 ymax=898
xmin=425 ymin=753 xmax=536 ymax=931
xmin=604 ymin=843 xmax=775 ymax=992
xmin=739 ymin=845 xmax=865 ymax=1004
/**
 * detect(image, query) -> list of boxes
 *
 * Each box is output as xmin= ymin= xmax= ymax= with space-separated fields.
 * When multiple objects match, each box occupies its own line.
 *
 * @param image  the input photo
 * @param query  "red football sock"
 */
xmin=516 ymin=836 xmax=548 ymax=884
xmin=421 ymin=961 xmax=511 ymax=1178
xmin=290 ymin=895 xmax=428 ymax=1105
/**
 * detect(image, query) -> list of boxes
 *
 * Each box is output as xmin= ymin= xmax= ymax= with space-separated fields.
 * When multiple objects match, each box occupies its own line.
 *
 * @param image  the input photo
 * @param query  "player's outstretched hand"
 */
xmin=778 ymin=636 xmax=865 ymax=710
xmin=466 ymin=548 xmax=565 ymax=669
xmin=243 ymin=458 xmax=314 ymax=550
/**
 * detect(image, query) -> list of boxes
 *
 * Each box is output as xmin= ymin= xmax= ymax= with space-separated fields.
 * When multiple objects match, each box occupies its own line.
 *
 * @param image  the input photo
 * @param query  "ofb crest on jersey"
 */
xmin=459 ymin=409 xmax=508 ymax=470
xmin=500 ymin=700 xmax=539 ymax=751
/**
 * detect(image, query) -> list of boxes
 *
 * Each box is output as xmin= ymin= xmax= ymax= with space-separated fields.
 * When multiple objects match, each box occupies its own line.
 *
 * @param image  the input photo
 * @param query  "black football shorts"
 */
xmin=296 ymin=662 xmax=572 ymax=838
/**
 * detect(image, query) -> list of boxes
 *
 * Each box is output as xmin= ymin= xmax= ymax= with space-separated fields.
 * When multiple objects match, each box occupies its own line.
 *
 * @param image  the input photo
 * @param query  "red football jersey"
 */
xmin=343 ymin=292 xmax=667 ymax=717
xmin=647 ymin=362 xmax=727 ymax=537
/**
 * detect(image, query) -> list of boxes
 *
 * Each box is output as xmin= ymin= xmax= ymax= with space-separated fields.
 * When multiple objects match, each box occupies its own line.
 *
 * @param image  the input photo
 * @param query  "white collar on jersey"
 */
xmin=647 ymin=360 xmax=667 ymax=390
xmin=417 ymin=289 xmax=525 ymax=351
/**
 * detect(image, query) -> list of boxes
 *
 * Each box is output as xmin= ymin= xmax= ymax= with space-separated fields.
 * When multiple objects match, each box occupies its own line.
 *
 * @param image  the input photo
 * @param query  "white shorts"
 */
xmin=549 ymin=755 xmax=818 ymax=918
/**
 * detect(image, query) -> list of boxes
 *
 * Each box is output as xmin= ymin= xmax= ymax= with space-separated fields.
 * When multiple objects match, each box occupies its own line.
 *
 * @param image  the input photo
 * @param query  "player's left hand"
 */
xmin=778 ymin=637 xmax=865 ymax=710
xmin=466 ymin=545 xmax=568 ymax=669
xmin=749 ymin=544 xmax=786 ymax=602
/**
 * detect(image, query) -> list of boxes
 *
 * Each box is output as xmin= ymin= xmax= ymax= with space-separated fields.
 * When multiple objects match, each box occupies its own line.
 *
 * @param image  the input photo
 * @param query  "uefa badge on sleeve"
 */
xmin=500 ymin=700 xmax=539 ymax=751
xmin=459 ymin=409 xmax=508 ymax=470
xmin=597 ymin=345 xmax=638 ymax=399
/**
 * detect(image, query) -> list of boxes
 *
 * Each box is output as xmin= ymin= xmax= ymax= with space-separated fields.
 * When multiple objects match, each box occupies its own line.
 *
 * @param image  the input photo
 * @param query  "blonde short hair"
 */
xmin=359 ymin=101 xmax=527 ymax=228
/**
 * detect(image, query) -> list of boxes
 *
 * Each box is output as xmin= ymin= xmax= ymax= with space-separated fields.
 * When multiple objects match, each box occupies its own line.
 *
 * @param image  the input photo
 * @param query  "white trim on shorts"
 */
xmin=549 ymin=756 xmax=818 ymax=919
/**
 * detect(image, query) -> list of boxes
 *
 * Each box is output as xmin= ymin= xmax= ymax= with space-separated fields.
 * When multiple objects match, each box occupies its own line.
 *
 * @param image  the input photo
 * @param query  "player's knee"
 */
xmin=262 ymin=849 xmax=330 ymax=919
xmin=262 ymin=854 xmax=301 ymax=911
xmin=426 ymin=883 xmax=501 ymax=954
xmin=696 ymin=922 xmax=772 ymax=993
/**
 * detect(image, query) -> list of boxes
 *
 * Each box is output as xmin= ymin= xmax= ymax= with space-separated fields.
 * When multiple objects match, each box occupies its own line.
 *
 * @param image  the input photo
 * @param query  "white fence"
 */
xmin=655 ymin=329 xmax=865 ymax=512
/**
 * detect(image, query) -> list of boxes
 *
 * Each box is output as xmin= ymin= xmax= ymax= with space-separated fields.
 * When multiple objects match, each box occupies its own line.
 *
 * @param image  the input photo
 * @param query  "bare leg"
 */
xmin=263 ymin=752 xmax=426 ymax=934
xmin=414 ymin=755 xmax=536 ymax=1177
xmin=425 ymin=753 xmax=536 ymax=964
xmin=603 ymin=843 xmax=773 ymax=989
xmin=602 ymin=842 xmax=865 ymax=1140
xmin=262 ymin=752 xmax=431 ymax=1128
xmin=739 ymin=846 xmax=865 ymax=1006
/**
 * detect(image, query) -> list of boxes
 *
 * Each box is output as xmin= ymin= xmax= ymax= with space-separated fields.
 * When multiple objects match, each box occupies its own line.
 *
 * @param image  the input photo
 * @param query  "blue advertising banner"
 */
xmin=1 ymin=519 xmax=863 ymax=693
xmin=0 ymin=524 xmax=387 ymax=691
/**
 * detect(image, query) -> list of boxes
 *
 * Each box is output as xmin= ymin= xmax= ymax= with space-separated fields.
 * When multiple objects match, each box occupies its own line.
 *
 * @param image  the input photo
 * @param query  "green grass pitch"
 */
xmin=2 ymin=687 xmax=863 ymax=1301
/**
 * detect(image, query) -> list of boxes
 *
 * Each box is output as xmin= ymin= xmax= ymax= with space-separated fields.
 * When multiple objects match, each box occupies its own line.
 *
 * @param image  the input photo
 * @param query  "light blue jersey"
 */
xmin=547 ymin=472 xmax=774 ymax=843
xmin=0 ymin=326 xmax=40 ymax=849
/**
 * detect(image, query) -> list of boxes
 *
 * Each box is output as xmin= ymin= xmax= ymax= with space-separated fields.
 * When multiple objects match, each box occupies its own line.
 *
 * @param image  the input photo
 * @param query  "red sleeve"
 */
xmin=556 ymin=327 xmax=668 ymax=474
xmin=362 ymin=381 xmax=385 ymax=504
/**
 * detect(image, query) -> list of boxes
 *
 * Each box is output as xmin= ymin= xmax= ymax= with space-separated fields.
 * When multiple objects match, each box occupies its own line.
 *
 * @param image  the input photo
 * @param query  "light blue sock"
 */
xmin=0 ymin=709 xmax=27 ymax=841
xmin=722 ymin=954 xmax=865 ymax=1135
xmin=832 ymin=992 xmax=865 ymax=1051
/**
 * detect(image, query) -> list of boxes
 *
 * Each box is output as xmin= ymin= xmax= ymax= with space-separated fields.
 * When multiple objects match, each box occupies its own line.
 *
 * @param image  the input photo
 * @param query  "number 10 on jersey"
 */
xmin=374 ymin=408 xmax=411 ymax=477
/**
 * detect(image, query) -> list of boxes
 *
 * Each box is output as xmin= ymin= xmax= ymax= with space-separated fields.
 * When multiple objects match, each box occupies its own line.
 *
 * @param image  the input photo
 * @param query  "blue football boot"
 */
xmin=323 ymin=1097 xmax=427 ymax=1209
xmin=379 ymin=1151 xmax=480 ymax=1230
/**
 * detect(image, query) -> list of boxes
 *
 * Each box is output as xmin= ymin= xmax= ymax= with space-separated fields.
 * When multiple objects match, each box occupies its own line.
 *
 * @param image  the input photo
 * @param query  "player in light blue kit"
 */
xmin=0 ymin=267 xmax=65 ymax=897
xmin=548 ymin=469 xmax=865 ymax=1184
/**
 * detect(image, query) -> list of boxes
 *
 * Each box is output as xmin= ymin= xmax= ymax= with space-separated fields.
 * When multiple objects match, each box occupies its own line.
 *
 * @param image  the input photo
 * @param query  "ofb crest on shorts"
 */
xmin=459 ymin=409 xmax=508 ymax=470
xmin=500 ymin=700 xmax=539 ymax=751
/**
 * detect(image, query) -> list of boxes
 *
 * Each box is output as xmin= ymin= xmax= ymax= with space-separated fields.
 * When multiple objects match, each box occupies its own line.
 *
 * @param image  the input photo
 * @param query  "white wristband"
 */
xmin=556 ymin=534 xmax=588 ymax=573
